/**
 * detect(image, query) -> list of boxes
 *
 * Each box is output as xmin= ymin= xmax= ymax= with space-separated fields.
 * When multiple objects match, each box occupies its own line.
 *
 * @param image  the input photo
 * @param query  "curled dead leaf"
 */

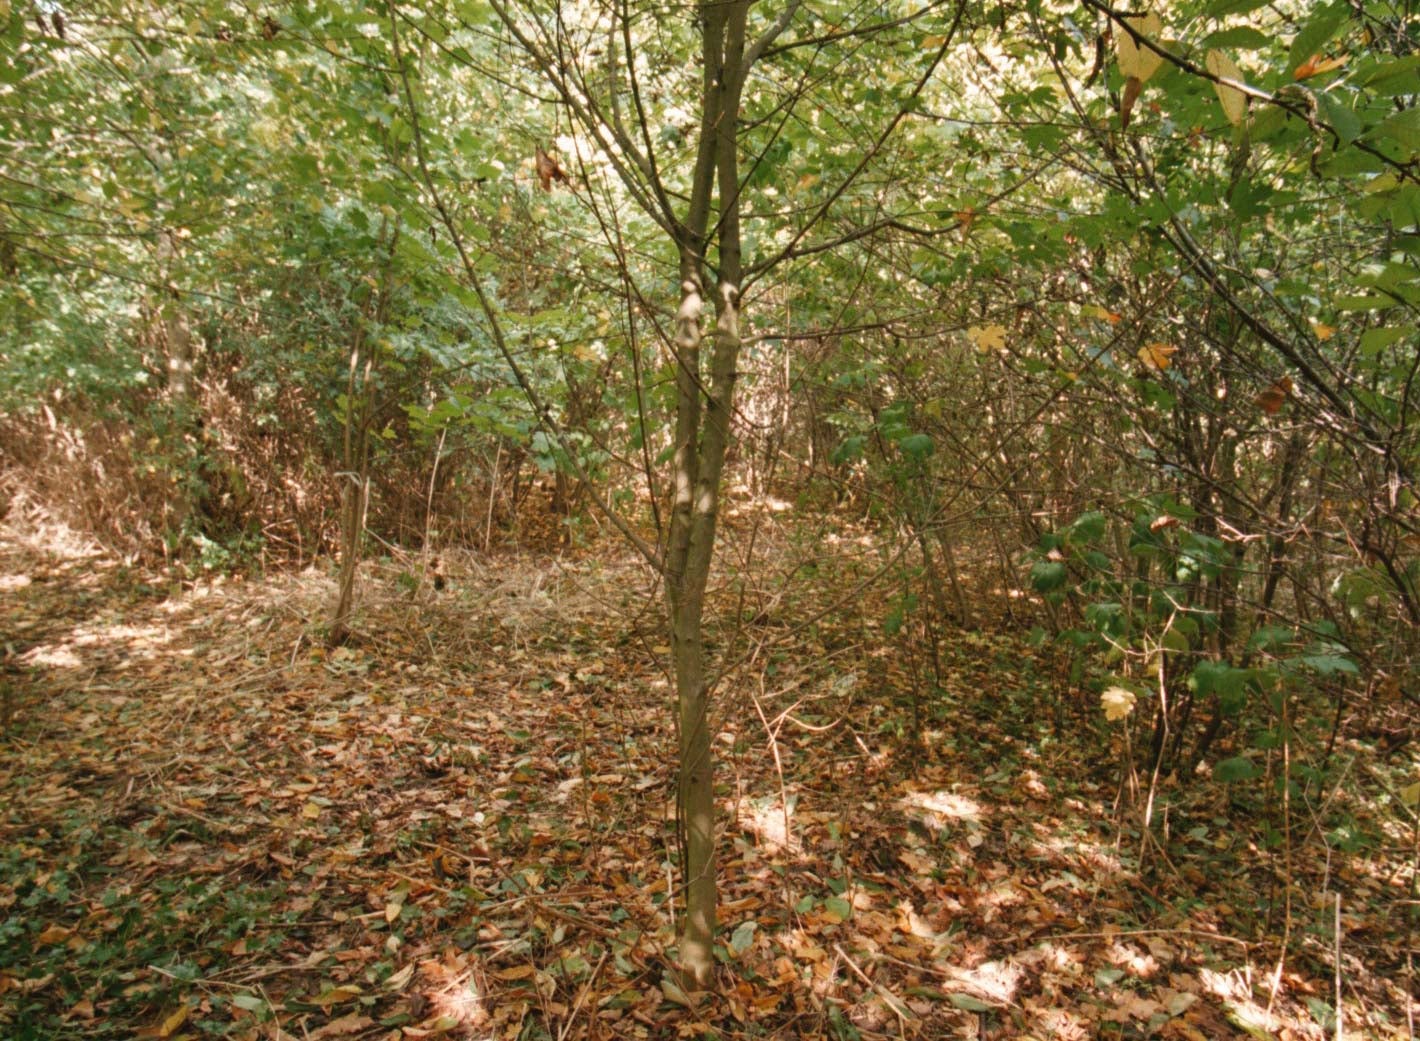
xmin=1294 ymin=53 xmax=1347 ymax=80
xmin=1121 ymin=75 xmax=1143 ymax=130
xmin=1254 ymin=376 xmax=1293 ymax=415
xmin=1137 ymin=342 xmax=1177 ymax=371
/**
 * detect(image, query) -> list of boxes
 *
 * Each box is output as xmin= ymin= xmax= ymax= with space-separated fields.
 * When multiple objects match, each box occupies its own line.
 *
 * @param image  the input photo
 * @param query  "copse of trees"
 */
xmin=2 ymin=0 xmax=1415 ymax=993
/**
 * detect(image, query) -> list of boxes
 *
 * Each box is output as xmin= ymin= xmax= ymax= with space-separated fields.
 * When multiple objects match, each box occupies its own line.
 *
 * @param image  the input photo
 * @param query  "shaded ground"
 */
xmin=0 ymin=511 xmax=1413 ymax=1039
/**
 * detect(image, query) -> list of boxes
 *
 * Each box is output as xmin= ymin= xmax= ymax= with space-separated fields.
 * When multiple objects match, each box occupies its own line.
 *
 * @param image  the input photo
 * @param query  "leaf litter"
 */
xmin=0 ymin=511 xmax=1412 ymax=1039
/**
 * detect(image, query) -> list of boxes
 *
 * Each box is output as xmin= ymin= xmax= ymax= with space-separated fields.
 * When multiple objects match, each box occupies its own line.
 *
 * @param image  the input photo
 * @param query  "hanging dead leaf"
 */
xmin=1137 ymin=342 xmax=1177 ymax=370
xmin=1294 ymin=53 xmax=1347 ymax=80
xmin=968 ymin=324 xmax=1008 ymax=353
xmin=1115 ymin=12 xmax=1164 ymax=82
xmin=1121 ymin=75 xmax=1144 ymax=130
xmin=1204 ymin=50 xmax=1247 ymax=126
xmin=1254 ymin=376 xmax=1293 ymax=414
xmin=1149 ymin=514 xmax=1180 ymax=532
xmin=955 ymin=207 xmax=976 ymax=238
xmin=535 ymin=147 xmax=569 ymax=192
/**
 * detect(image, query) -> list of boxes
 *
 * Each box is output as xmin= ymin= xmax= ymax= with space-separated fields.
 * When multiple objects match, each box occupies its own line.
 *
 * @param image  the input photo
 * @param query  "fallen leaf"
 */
xmin=493 ymin=964 xmax=536 ymax=981
xmin=157 ymin=1004 xmax=189 ymax=1038
xmin=309 ymin=1013 xmax=375 ymax=1039
xmin=385 ymin=962 xmax=417 ymax=991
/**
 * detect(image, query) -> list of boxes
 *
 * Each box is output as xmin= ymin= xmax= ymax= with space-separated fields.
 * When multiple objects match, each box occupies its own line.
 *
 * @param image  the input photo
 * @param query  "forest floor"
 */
xmin=0 ymin=505 xmax=1415 ymax=1040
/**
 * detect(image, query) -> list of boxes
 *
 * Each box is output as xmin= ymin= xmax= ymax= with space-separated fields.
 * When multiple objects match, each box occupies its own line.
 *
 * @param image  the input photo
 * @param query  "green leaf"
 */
xmin=1214 ymin=755 xmax=1261 ymax=782
xmin=823 ymin=896 xmax=852 ymax=922
xmin=1285 ymin=4 xmax=1348 ymax=78
xmin=898 ymin=432 xmax=934 ymax=459
xmin=1369 ymin=107 xmax=1420 ymax=153
xmin=1298 ymin=653 xmax=1357 ymax=676
xmin=1202 ymin=26 xmax=1271 ymax=49
xmin=1191 ymin=659 xmax=1253 ymax=714
xmin=728 ymin=920 xmax=757 ymax=956
xmin=1358 ymin=56 xmax=1420 ymax=94
xmin=1030 ymin=561 xmax=1068 ymax=593
xmin=1248 ymin=625 xmax=1296 ymax=651
xmin=1317 ymin=93 xmax=1362 ymax=147
xmin=948 ymin=993 xmax=993 ymax=1012
xmin=1359 ymin=326 xmax=1415 ymax=354
xmin=1069 ymin=510 xmax=1107 ymax=543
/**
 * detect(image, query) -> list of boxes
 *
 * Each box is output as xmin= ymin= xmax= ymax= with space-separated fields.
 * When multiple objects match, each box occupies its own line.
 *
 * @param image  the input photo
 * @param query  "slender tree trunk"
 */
xmin=328 ymin=223 xmax=396 ymax=647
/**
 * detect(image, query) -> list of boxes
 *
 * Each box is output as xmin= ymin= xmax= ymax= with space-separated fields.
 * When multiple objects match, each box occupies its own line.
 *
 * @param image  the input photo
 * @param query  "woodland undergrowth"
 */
xmin=0 ymin=505 xmax=1414 ymax=1041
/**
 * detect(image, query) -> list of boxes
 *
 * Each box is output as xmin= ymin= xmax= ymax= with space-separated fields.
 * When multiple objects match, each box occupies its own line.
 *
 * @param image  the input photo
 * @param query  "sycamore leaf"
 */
xmin=1205 ymin=50 xmax=1247 ymax=126
xmin=1101 ymin=686 xmax=1137 ymax=722
xmin=1116 ymin=13 xmax=1165 ymax=82
xmin=1137 ymin=342 xmax=1177 ymax=370
xmin=968 ymin=324 xmax=1007 ymax=353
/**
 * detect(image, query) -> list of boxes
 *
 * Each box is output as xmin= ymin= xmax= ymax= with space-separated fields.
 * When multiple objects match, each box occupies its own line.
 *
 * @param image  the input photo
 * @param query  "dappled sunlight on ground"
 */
xmin=0 ymin=523 xmax=1404 ymax=1039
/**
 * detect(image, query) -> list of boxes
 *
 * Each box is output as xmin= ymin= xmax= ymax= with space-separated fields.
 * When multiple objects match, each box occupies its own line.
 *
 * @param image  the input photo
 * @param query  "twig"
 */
xmin=833 ymin=943 xmax=915 ymax=1025
xmin=557 ymin=951 xmax=607 ymax=1041
xmin=1334 ymin=892 xmax=1343 ymax=1041
xmin=1037 ymin=926 xmax=1251 ymax=950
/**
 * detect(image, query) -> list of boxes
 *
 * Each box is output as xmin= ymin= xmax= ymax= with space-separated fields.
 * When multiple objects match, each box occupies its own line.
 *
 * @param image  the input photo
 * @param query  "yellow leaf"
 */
xmin=494 ymin=964 xmax=536 ymax=981
xmin=1400 ymin=781 xmax=1420 ymax=807
xmin=1205 ymin=50 xmax=1247 ymax=126
xmin=384 ymin=901 xmax=403 ymax=924
xmin=967 ymin=324 xmax=1008 ymax=353
xmin=1083 ymin=304 xmax=1122 ymax=324
xmin=1116 ymin=13 xmax=1164 ymax=83
xmin=1311 ymin=320 xmax=1336 ymax=340
xmin=921 ymin=34 xmax=948 ymax=49
xmin=301 ymin=801 xmax=322 ymax=820
xmin=1137 ymin=342 xmax=1177 ymax=370
xmin=158 ymin=1004 xmax=189 ymax=1038
xmin=1101 ymin=687 xmax=1137 ymax=722
xmin=304 ymin=985 xmax=364 ymax=1008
